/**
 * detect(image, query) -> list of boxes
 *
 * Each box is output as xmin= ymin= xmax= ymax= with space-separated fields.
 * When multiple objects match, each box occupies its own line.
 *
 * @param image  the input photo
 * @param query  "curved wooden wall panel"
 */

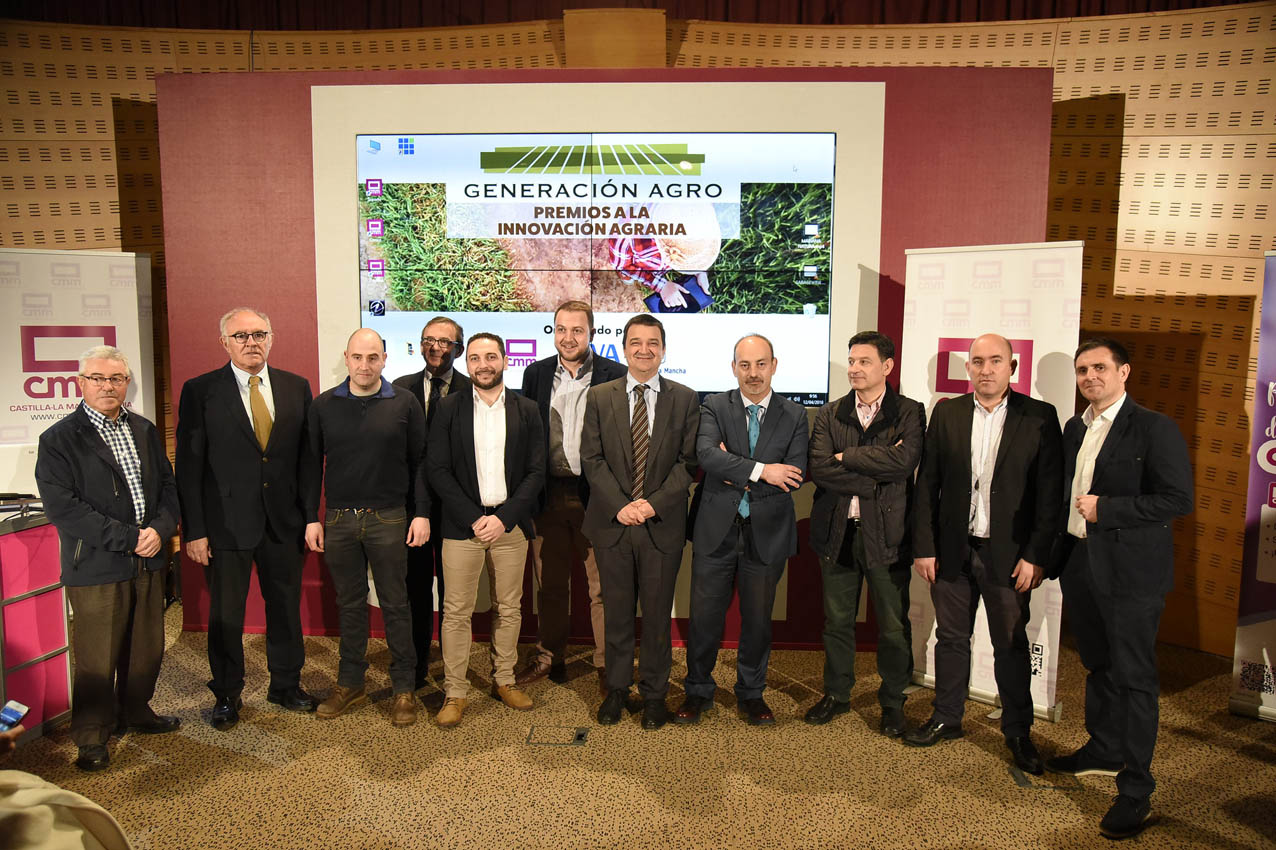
xmin=671 ymin=2 xmax=1276 ymax=654
xmin=3 ymin=4 xmax=1272 ymax=652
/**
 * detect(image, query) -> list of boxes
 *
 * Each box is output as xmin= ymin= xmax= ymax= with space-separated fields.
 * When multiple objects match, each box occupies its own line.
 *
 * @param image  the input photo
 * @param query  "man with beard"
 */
xmin=305 ymin=328 xmax=430 ymax=727
xmin=393 ymin=316 xmax=470 ymax=689
xmin=581 ymin=314 xmax=699 ymax=731
xmin=515 ymin=301 xmax=625 ymax=690
xmin=428 ymin=333 xmax=545 ymax=728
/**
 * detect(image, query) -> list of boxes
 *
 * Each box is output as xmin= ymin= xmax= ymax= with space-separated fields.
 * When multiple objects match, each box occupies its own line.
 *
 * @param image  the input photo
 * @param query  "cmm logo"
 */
xmin=21 ymin=325 xmax=117 ymax=399
xmin=506 ymin=339 xmax=538 ymax=367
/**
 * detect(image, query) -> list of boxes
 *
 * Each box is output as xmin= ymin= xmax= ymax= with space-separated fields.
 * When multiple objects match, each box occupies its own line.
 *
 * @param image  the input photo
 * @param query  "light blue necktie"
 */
xmin=739 ymin=404 xmax=761 ymax=518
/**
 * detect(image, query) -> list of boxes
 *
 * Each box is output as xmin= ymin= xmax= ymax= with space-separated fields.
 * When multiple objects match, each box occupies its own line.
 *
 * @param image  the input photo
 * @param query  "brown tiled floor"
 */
xmin=6 ymin=605 xmax=1276 ymax=849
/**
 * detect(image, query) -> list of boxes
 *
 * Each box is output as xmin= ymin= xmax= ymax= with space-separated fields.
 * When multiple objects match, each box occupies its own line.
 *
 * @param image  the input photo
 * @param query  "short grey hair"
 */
xmin=79 ymin=345 xmax=131 ymax=377
xmin=219 ymin=307 xmax=272 ymax=336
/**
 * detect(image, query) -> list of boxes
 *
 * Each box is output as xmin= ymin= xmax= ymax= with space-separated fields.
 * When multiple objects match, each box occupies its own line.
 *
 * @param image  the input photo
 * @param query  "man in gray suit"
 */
xmin=581 ymin=314 xmax=699 ymax=731
xmin=673 ymin=335 xmax=808 ymax=726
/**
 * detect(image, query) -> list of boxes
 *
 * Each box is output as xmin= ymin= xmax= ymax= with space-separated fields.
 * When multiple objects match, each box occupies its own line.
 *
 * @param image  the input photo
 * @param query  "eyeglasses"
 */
xmin=79 ymin=374 xmax=130 ymax=387
xmin=226 ymin=331 xmax=271 ymax=344
xmin=421 ymin=337 xmax=461 ymax=350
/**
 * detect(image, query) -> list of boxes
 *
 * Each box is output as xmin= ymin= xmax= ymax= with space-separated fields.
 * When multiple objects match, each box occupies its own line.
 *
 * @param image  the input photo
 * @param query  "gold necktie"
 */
xmin=248 ymin=374 xmax=272 ymax=450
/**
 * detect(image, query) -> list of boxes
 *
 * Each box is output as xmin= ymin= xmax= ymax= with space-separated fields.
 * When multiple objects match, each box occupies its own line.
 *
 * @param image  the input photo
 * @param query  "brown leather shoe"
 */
xmin=436 ymin=697 xmax=466 ymax=728
xmin=316 ymin=685 xmax=366 ymax=719
xmin=491 ymin=684 xmax=534 ymax=711
xmin=390 ymin=692 xmax=417 ymax=727
xmin=514 ymin=659 xmax=552 ymax=686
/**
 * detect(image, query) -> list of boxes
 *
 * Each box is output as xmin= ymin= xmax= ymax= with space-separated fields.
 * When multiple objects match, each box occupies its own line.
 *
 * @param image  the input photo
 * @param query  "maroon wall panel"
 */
xmin=158 ymin=67 xmax=1052 ymax=648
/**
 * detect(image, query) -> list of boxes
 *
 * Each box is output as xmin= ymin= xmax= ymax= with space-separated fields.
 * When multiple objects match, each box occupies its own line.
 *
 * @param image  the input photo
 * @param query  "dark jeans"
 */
xmin=204 ymin=527 xmax=305 ymax=700
xmin=819 ymin=524 xmax=912 ymax=708
xmin=1061 ymin=539 xmax=1166 ymax=800
xmin=597 ymin=525 xmax=681 ymax=700
xmin=323 ymin=507 xmax=416 ymax=694
xmin=930 ymin=539 xmax=1034 ymax=736
xmin=66 ymin=568 xmax=166 ymax=747
xmin=405 ymin=532 xmax=444 ymax=679
xmin=684 ymin=521 xmax=785 ymax=701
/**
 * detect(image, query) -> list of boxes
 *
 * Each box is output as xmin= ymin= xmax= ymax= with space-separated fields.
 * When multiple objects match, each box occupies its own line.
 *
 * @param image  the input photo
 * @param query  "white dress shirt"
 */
xmin=969 ymin=393 xmax=1010 ymax=538
xmin=625 ymin=373 xmax=660 ymax=435
xmin=473 ymin=388 xmax=508 ymax=507
xmin=230 ymin=361 xmax=275 ymax=422
xmin=1068 ymin=392 xmax=1127 ymax=538
xmin=549 ymin=353 xmax=593 ymax=476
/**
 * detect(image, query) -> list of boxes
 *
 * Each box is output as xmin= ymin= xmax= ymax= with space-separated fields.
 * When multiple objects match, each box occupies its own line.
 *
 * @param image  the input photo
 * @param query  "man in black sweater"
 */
xmin=305 ymin=328 xmax=430 ymax=727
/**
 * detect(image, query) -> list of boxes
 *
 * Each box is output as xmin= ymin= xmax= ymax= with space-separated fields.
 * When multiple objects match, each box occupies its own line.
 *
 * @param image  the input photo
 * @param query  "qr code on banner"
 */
xmin=1239 ymin=661 xmax=1276 ymax=694
xmin=1030 ymin=643 xmax=1045 ymax=677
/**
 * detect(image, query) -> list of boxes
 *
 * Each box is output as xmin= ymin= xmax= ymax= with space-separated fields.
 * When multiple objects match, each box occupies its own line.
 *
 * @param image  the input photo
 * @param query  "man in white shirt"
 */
xmin=1047 ymin=338 xmax=1193 ymax=841
xmin=426 ymin=333 xmax=546 ymax=728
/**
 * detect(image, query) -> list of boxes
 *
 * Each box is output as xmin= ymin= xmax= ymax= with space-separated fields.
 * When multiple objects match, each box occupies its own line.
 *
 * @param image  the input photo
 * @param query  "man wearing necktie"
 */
xmin=673 ymin=335 xmax=809 ymax=726
xmin=803 ymin=331 xmax=924 ymax=738
xmin=1047 ymin=338 xmax=1193 ymax=841
xmin=176 ymin=308 xmax=321 ymax=730
xmin=580 ymin=314 xmax=699 ymax=730
xmin=393 ymin=316 xmax=471 ymax=689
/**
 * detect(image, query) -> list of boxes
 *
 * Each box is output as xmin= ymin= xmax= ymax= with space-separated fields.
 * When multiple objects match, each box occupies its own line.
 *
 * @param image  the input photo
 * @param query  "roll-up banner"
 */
xmin=0 ymin=249 xmax=153 ymax=493
xmin=900 ymin=241 xmax=1083 ymax=721
xmin=1231 ymin=251 xmax=1276 ymax=722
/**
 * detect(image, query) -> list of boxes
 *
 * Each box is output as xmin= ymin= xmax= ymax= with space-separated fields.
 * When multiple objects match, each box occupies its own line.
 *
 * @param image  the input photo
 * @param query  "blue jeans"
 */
xmin=323 ymin=507 xmax=417 ymax=694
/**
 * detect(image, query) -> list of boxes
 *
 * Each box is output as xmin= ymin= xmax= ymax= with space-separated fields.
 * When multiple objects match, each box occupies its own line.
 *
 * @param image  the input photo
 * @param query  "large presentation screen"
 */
xmin=356 ymin=132 xmax=834 ymax=404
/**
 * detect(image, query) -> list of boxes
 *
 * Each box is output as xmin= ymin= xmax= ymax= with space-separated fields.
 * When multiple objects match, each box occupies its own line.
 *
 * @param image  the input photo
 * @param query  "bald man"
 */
xmin=304 ymin=328 xmax=430 ymax=727
xmin=906 ymin=334 xmax=1062 ymax=777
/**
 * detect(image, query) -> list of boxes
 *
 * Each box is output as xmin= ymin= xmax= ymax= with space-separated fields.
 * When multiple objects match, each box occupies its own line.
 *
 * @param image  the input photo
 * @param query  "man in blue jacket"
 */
xmin=36 ymin=345 xmax=181 ymax=772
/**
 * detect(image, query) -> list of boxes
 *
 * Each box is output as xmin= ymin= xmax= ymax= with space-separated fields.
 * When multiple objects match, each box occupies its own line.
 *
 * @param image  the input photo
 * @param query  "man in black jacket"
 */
xmin=393 ymin=316 xmax=470 ymax=689
xmin=176 ymin=307 xmax=320 ymax=731
xmin=905 ymin=333 xmax=1062 ymax=778
xmin=305 ymin=328 xmax=430 ymax=727
xmin=803 ymin=331 xmax=924 ymax=738
xmin=36 ymin=345 xmax=181 ymax=772
xmin=428 ymin=333 xmax=545 ymax=727
xmin=1047 ymin=338 xmax=1193 ymax=840
xmin=515 ymin=300 xmax=625 ymax=689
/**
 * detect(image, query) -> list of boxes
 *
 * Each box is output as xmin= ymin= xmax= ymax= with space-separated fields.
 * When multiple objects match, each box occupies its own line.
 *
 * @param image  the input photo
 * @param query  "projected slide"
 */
xmin=356 ymin=132 xmax=834 ymax=403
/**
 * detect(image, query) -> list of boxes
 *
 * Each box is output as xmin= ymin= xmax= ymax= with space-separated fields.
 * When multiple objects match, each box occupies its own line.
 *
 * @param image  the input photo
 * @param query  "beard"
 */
xmin=472 ymin=369 xmax=503 ymax=391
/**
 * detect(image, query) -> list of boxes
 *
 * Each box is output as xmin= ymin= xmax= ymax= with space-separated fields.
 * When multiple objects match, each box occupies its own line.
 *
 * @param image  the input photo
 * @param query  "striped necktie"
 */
xmin=631 ymin=384 xmax=649 ymax=499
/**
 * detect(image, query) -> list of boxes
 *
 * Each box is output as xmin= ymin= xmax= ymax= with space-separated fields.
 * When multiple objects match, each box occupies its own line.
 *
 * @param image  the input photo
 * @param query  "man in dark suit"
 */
xmin=1046 ymin=338 xmax=1193 ymax=841
xmin=427 ymin=333 xmax=545 ymax=728
xmin=392 ymin=315 xmax=471 ymax=689
xmin=803 ymin=331 xmax=924 ymax=738
xmin=515 ymin=300 xmax=625 ymax=689
xmin=36 ymin=345 xmax=181 ymax=772
xmin=581 ymin=314 xmax=699 ymax=731
xmin=905 ymin=333 xmax=1062 ymax=777
xmin=673 ymin=334 xmax=808 ymax=726
xmin=176 ymin=307 xmax=319 ymax=731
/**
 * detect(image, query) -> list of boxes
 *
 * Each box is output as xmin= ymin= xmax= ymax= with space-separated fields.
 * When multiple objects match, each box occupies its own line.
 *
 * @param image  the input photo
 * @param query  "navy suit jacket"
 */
xmin=1055 ymin=396 xmax=1193 ymax=596
xmin=692 ymin=390 xmax=809 ymax=565
xmin=175 ymin=363 xmax=317 ymax=549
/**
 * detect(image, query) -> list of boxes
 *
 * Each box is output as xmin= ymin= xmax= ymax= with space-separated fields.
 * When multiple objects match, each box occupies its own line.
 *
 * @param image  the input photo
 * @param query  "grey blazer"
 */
xmin=692 ymin=390 xmax=809 ymax=565
xmin=580 ymin=375 xmax=700 ymax=554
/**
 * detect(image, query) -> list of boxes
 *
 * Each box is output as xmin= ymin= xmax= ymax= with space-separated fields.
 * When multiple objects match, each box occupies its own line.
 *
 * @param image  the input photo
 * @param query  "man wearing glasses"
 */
xmin=393 ymin=316 xmax=471 ymax=689
xmin=176 ymin=308 xmax=320 ymax=730
xmin=36 ymin=345 xmax=181 ymax=771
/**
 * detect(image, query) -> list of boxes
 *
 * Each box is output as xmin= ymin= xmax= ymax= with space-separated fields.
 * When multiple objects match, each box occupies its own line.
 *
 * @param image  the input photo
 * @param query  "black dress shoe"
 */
xmin=672 ymin=695 xmax=714 ymax=725
xmin=880 ymin=707 xmax=907 ymax=738
xmin=548 ymin=661 xmax=568 ymax=684
xmin=739 ymin=698 xmax=776 ymax=726
xmin=803 ymin=695 xmax=850 ymax=726
xmin=210 ymin=697 xmax=243 ymax=731
xmin=267 ymin=686 xmax=319 ymax=712
xmin=75 ymin=744 xmax=110 ymax=772
xmin=1099 ymin=794 xmax=1152 ymax=840
xmin=130 ymin=714 xmax=181 ymax=735
xmin=902 ymin=718 xmax=963 ymax=747
xmin=641 ymin=699 xmax=668 ymax=731
xmin=1006 ymin=735 xmax=1044 ymax=775
xmin=597 ymin=689 xmax=628 ymax=725
xmin=1045 ymin=747 xmax=1122 ymax=777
